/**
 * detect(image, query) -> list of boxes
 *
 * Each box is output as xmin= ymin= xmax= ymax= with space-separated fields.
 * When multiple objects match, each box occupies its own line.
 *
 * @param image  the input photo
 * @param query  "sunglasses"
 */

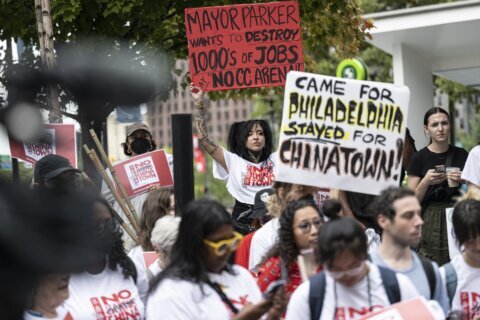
xmin=203 ymin=232 xmax=243 ymax=256
xmin=325 ymin=263 xmax=365 ymax=280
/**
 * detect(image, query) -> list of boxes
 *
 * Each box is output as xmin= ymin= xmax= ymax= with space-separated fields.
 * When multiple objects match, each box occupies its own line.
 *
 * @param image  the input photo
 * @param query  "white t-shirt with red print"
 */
xmin=285 ymin=262 xmax=420 ymax=320
xmin=65 ymin=265 xmax=144 ymax=319
xmin=213 ymin=149 xmax=277 ymax=205
xmin=440 ymin=254 xmax=480 ymax=320
xmin=146 ymin=265 xmax=262 ymax=319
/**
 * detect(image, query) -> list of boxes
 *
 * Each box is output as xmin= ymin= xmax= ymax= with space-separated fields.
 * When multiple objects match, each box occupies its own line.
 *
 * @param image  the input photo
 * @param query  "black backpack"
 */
xmin=308 ymin=266 xmax=401 ymax=320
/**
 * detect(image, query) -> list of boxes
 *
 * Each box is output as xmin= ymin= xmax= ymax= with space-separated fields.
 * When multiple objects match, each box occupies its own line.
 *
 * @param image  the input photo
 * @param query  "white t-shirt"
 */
xmin=248 ymin=218 xmax=280 ymax=271
xmin=128 ymin=246 xmax=149 ymax=305
xmin=440 ymin=254 xmax=480 ymax=320
xmin=286 ymin=262 xmax=420 ymax=320
xmin=65 ymin=265 xmax=145 ymax=319
xmin=461 ymin=145 xmax=480 ymax=187
xmin=213 ymin=149 xmax=277 ymax=205
xmin=146 ymin=265 xmax=262 ymax=319
xmin=23 ymin=306 xmax=71 ymax=320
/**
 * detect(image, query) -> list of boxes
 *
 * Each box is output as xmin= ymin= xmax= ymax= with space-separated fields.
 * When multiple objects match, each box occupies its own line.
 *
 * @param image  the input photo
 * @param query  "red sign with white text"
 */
xmin=113 ymin=150 xmax=173 ymax=198
xmin=185 ymin=1 xmax=304 ymax=91
xmin=8 ymin=124 xmax=77 ymax=167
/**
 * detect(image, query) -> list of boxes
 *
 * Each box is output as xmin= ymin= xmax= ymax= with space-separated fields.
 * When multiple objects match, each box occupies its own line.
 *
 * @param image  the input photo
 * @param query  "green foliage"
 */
xmin=194 ymin=155 xmax=234 ymax=207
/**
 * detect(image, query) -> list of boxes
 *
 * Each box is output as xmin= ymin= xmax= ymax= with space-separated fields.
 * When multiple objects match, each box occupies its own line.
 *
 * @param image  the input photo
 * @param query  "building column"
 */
xmin=392 ymin=43 xmax=434 ymax=148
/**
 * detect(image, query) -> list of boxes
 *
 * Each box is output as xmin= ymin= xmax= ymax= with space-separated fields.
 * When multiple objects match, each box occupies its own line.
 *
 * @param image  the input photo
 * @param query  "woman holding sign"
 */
xmin=407 ymin=107 xmax=468 ymax=265
xmin=190 ymin=84 xmax=277 ymax=232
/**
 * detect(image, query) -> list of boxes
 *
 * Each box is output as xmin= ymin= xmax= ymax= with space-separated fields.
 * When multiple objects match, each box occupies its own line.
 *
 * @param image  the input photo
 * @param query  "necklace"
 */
xmin=333 ymin=265 xmax=371 ymax=320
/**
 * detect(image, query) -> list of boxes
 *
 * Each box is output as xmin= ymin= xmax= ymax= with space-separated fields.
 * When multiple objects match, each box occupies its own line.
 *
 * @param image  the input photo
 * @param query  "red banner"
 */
xmin=185 ymin=1 xmax=304 ymax=91
xmin=8 ymin=124 xmax=77 ymax=167
xmin=113 ymin=150 xmax=173 ymax=198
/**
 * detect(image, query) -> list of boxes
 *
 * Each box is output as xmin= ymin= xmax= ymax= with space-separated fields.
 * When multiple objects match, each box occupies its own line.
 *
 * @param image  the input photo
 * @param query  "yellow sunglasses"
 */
xmin=203 ymin=232 xmax=243 ymax=256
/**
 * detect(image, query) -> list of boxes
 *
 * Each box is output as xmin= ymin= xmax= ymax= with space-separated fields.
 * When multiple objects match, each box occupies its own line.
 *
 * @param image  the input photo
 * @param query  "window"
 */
xmin=243 ymin=109 xmax=247 ymax=118
xmin=224 ymin=110 xmax=229 ymax=120
xmin=217 ymin=111 xmax=221 ymax=120
xmin=234 ymin=110 xmax=239 ymax=118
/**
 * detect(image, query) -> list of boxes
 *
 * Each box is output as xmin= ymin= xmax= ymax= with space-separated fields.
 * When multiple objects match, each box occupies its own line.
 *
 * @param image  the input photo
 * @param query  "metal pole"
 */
xmin=171 ymin=114 xmax=194 ymax=216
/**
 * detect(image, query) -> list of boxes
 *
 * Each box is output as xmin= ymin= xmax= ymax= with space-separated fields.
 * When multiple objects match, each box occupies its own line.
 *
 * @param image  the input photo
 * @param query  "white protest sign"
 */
xmin=446 ymin=207 xmax=461 ymax=259
xmin=276 ymin=71 xmax=410 ymax=195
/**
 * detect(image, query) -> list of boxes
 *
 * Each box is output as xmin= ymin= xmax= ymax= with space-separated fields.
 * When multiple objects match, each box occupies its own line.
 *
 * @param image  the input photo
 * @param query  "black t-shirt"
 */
xmin=407 ymin=145 xmax=468 ymax=206
xmin=346 ymin=191 xmax=377 ymax=230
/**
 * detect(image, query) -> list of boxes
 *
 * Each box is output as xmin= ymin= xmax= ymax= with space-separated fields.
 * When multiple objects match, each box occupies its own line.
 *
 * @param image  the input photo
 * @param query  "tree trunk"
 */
xmin=34 ymin=0 xmax=62 ymax=123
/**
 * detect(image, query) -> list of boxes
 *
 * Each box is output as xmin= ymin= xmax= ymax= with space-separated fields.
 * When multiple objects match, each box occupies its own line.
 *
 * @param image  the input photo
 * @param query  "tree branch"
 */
xmin=61 ymin=110 xmax=79 ymax=121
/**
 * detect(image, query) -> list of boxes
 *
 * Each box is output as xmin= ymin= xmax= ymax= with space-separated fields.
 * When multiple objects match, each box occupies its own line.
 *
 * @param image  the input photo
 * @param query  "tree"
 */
xmin=0 ymin=0 xmax=372 ymax=182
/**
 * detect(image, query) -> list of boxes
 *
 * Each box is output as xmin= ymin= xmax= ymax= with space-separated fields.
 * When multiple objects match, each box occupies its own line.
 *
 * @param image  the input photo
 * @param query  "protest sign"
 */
xmin=358 ymin=298 xmax=437 ymax=320
xmin=185 ymin=1 xmax=304 ymax=91
xmin=113 ymin=150 xmax=173 ymax=198
xmin=314 ymin=188 xmax=330 ymax=208
xmin=446 ymin=207 xmax=461 ymax=259
xmin=9 ymin=124 xmax=77 ymax=167
xmin=276 ymin=71 xmax=410 ymax=195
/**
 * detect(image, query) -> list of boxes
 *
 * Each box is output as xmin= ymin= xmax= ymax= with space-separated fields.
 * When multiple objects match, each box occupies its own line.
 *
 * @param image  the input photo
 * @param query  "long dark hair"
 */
xmin=423 ymin=107 xmax=449 ymax=126
xmin=227 ymin=120 xmax=273 ymax=163
xmin=96 ymin=198 xmax=137 ymax=281
xmin=150 ymin=198 xmax=234 ymax=291
xmin=317 ymin=217 xmax=367 ymax=267
xmin=265 ymin=199 xmax=321 ymax=269
xmin=138 ymin=189 xmax=172 ymax=251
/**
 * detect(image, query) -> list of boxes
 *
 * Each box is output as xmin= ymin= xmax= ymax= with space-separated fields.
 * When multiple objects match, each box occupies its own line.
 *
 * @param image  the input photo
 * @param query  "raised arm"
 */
xmin=190 ymin=84 xmax=227 ymax=172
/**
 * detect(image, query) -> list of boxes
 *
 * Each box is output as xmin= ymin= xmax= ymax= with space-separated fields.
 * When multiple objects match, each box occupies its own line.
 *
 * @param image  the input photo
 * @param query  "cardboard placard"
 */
xmin=185 ymin=1 xmax=304 ymax=91
xmin=113 ymin=150 xmax=173 ymax=198
xmin=276 ymin=71 xmax=410 ymax=195
xmin=9 ymin=124 xmax=77 ymax=167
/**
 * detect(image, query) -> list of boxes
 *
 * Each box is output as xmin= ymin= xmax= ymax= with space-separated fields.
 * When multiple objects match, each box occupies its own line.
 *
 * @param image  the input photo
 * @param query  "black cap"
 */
xmin=250 ymin=188 xmax=275 ymax=219
xmin=34 ymin=154 xmax=79 ymax=183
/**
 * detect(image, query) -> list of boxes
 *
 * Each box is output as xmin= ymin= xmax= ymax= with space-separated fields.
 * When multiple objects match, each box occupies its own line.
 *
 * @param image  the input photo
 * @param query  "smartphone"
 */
xmin=435 ymin=165 xmax=446 ymax=173
xmin=263 ymin=280 xmax=286 ymax=298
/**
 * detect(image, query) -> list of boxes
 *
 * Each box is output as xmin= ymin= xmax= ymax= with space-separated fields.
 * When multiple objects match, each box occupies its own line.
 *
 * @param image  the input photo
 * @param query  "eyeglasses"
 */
xmin=203 ymin=232 xmax=243 ymax=256
xmin=296 ymin=218 xmax=322 ymax=234
xmin=93 ymin=218 xmax=120 ymax=235
xmin=325 ymin=263 xmax=365 ymax=280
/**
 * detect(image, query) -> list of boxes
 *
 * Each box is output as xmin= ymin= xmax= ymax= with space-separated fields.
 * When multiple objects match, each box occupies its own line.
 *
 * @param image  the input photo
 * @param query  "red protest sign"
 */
xmin=185 ymin=1 xmax=304 ymax=92
xmin=8 ymin=124 xmax=77 ymax=167
xmin=113 ymin=150 xmax=173 ymax=198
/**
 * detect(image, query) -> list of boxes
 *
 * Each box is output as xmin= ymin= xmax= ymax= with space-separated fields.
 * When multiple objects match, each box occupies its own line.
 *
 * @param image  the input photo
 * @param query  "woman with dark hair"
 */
xmin=257 ymin=199 xmax=323 ymax=299
xmin=407 ymin=107 xmax=468 ymax=265
xmin=190 ymin=84 xmax=276 ymax=227
xmin=147 ymin=198 xmax=284 ymax=319
xmin=128 ymin=188 xmax=173 ymax=303
xmin=286 ymin=217 xmax=420 ymax=320
xmin=65 ymin=197 xmax=144 ymax=319
xmin=249 ymin=182 xmax=319 ymax=271
xmin=440 ymin=198 xmax=480 ymax=319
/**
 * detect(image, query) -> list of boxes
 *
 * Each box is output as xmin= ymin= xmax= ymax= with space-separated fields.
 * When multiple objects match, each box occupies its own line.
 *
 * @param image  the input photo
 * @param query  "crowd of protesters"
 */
xmin=17 ymin=85 xmax=480 ymax=320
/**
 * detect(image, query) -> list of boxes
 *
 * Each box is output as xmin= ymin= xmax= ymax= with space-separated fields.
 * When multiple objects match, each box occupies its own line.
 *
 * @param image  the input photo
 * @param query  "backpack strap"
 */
xmin=443 ymin=262 xmax=457 ymax=305
xmin=377 ymin=266 xmax=401 ymax=304
xmin=309 ymin=272 xmax=326 ymax=320
xmin=418 ymin=256 xmax=436 ymax=299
